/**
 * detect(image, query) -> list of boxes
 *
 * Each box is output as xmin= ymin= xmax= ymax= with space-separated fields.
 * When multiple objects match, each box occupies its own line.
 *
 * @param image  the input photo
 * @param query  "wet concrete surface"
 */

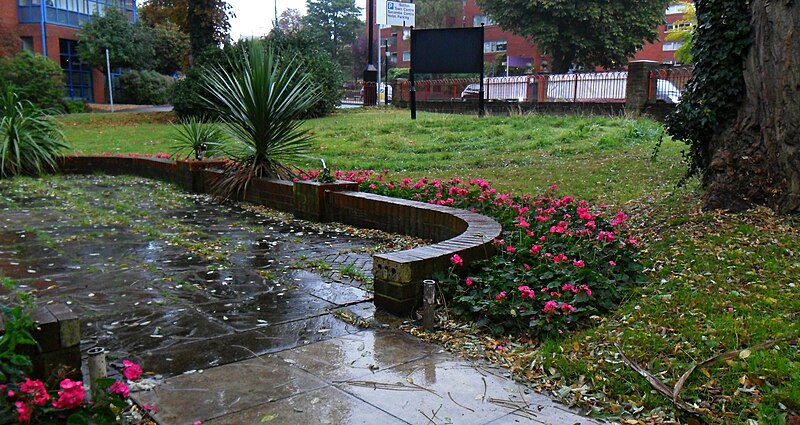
xmin=0 ymin=175 xmax=382 ymax=373
xmin=1 ymin=175 xmax=601 ymax=424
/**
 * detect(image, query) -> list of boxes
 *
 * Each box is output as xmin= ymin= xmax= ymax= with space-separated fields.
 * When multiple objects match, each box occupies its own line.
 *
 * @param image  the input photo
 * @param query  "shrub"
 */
xmin=202 ymin=40 xmax=320 ymax=195
xmin=63 ymin=100 xmax=89 ymax=114
xmin=323 ymin=170 xmax=643 ymax=338
xmin=0 ymin=52 xmax=64 ymax=112
xmin=0 ymin=89 xmax=70 ymax=178
xmin=116 ymin=70 xmax=173 ymax=105
xmin=266 ymin=29 xmax=343 ymax=118
xmin=170 ymin=116 xmax=226 ymax=160
xmin=168 ymin=45 xmax=230 ymax=121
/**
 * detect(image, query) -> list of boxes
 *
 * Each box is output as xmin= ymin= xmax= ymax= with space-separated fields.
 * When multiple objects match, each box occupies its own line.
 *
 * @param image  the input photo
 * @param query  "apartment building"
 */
xmin=378 ymin=0 xmax=690 ymax=75
xmin=0 ymin=0 xmax=137 ymax=102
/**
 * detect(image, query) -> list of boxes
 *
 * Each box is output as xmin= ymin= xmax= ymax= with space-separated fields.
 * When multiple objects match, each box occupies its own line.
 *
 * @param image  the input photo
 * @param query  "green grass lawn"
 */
xmin=56 ymin=108 xmax=799 ymax=423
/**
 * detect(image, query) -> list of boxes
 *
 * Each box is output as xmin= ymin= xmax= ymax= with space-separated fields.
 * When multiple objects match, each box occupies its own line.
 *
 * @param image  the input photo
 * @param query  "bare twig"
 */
xmin=447 ymin=391 xmax=475 ymax=412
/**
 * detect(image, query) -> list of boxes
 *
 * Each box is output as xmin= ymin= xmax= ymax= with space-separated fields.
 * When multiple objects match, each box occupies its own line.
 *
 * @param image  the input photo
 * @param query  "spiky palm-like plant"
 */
xmin=170 ymin=116 xmax=226 ymax=160
xmin=0 ymin=89 xmax=70 ymax=178
xmin=201 ymin=41 xmax=321 ymax=196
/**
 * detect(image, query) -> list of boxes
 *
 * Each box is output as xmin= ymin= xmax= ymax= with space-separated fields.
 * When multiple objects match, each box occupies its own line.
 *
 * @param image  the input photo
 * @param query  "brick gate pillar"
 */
xmin=626 ymin=60 xmax=660 ymax=115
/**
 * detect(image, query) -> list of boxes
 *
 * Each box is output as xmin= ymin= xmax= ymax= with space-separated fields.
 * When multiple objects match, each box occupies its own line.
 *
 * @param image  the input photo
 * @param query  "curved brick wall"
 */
xmin=58 ymin=155 xmax=502 ymax=314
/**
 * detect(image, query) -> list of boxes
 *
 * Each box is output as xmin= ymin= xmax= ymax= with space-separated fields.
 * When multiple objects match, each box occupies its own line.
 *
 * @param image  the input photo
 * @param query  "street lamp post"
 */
xmin=363 ymin=0 xmax=378 ymax=106
xmin=384 ymin=39 xmax=390 ymax=105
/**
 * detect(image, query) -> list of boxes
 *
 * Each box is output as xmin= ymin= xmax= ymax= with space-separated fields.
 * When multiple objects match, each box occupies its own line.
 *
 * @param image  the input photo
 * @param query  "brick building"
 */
xmin=377 ymin=0 xmax=690 ymax=75
xmin=0 ymin=0 xmax=137 ymax=102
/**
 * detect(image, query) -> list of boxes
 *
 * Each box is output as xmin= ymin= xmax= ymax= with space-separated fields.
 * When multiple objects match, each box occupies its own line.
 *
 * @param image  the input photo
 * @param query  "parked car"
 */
xmin=655 ymin=79 xmax=682 ymax=103
xmin=460 ymin=83 xmax=480 ymax=100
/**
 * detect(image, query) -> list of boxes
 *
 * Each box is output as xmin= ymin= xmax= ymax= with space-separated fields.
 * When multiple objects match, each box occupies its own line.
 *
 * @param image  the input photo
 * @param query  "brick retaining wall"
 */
xmin=58 ymin=156 xmax=502 ymax=314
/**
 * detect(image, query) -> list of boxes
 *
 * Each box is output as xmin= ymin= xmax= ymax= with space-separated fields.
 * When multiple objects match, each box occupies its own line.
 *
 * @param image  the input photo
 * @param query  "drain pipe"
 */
xmin=87 ymin=347 xmax=107 ymax=382
xmin=423 ymin=279 xmax=436 ymax=330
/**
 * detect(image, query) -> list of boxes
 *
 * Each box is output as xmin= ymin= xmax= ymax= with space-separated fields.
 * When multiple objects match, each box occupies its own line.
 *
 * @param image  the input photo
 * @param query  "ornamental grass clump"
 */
xmin=201 ymin=40 xmax=321 ymax=197
xmin=337 ymin=170 xmax=643 ymax=338
xmin=169 ymin=116 xmax=226 ymax=160
xmin=0 ymin=89 xmax=70 ymax=178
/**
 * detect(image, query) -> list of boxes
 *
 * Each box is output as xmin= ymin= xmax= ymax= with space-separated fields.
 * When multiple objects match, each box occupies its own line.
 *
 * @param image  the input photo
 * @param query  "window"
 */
xmin=662 ymin=41 xmax=683 ymax=51
xmin=666 ymin=3 xmax=688 ymax=14
xmin=483 ymin=40 xmax=507 ymax=53
xmin=402 ymin=51 xmax=410 ymax=62
xmin=20 ymin=37 xmax=34 ymax=52
xmin=403 ymin=29 xmax=410 ymax=40
xmin=473 ymin=14 xmax=495 ymax=26
xmin=665 ymin=22 xmax=694 ymax=32
xmin=59 ymin=39 xmax=93 ymax=101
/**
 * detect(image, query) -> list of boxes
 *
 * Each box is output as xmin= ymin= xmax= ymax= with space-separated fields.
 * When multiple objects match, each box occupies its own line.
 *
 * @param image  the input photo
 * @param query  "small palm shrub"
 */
xmin=201 ymin=41 xmax=321 ymax=196
xmin=0 ymin=90 xmax=70 ymax=178
xmin=170 ymin=116 xmax=225 ymax=160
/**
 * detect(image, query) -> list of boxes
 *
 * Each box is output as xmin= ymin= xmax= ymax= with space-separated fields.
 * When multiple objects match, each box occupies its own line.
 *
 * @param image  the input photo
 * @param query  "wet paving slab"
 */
xmin=0 ymin=175 xmax=385 ymax=373
xmin=133 ymin=329 xmax=600 ymax=425
xmin=1 ymin=175 xmax=601 ymax=424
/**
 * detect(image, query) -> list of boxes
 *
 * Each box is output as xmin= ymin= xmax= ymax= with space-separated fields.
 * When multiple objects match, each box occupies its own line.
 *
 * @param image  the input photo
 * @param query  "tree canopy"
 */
xmin=303 ymin=0 xmax=362 ymax=69
xmin=139 ymin=0 xmax=233 ymax=58
xmin=415 ymin=0 xmax=462 ymax=28
xmin=477 ymin=0 xmax=670 ymax=73
xmin=278 ymin=8 xmax=304 ymax=34
xmin=77 ymin=8 xmax=154 ymax=70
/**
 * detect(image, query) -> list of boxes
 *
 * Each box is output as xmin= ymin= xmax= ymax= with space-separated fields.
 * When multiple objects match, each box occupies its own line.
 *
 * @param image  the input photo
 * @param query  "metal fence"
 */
xmin=649 ymin=66 xmax=692 ymax=103
xmin=349 ymin=67 xmax=694 ymax=105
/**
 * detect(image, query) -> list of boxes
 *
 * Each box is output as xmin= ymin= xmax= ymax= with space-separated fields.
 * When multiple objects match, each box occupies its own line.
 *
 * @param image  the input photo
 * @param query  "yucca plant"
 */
xmin=170 ymin=116 xmax=226 ymax=160
xmin=201 ymin=41 xmax=321 ymax=197
xmin=0 ymin=89 xmax=70 ymax=178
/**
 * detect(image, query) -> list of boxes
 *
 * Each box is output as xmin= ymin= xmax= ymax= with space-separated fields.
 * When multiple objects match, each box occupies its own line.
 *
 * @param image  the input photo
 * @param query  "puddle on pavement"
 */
xmin=0 ymin=175 xmax=388 ymax=375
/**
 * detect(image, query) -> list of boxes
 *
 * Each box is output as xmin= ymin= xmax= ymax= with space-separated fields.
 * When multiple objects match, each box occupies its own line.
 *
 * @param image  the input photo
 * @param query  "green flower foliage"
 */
xmin=666 ymin=0 xmax=751 ymax=179
xmin=325 ymin=170 xmax=643 ymax=338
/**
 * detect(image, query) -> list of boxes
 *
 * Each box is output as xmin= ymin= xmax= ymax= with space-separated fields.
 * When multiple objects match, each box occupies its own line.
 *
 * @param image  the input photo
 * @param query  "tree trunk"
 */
xmin=703 ymin=0 xmax=800 ymax=213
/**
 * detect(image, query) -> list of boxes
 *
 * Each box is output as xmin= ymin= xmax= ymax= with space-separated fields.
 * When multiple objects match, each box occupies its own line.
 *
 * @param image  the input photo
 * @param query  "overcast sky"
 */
xmin=226 ymin=0 xmax=368 ymax=40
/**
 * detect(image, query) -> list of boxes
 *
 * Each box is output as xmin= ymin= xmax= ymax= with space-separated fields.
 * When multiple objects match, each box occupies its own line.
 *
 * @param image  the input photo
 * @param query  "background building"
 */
xmin=378 ymin=0 xmax=689 ymax=75
xmin=0 ymin=0 xmax=137 ymax=102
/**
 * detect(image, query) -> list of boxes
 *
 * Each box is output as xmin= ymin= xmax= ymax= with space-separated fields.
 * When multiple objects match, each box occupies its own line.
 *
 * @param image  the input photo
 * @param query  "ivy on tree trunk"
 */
xmin=667 ymin=0 xmax=800 ymax=213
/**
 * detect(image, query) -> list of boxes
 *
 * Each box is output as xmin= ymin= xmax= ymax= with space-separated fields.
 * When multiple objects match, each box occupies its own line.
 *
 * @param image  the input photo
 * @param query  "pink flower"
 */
xmin=561 ymin=303 xmax=575 ymax=313
xmin=122 ymin=360 xmax=143 ymax=381
xmin=143 ymin=404 xmax=159 ymax=412
xmin=20 ymin=378 xmax=49 ymax=406
xmin=110 ymin=381 xmax=130 ymax=399
xmin=495 ymin=291 xmax=507 ymax=300
xmin=596 ymin=231 xmax=615 ymax=243
xmin=580 ymin=285 xmax=592 ymax=296
xmin=52 ymin=379 xmax=85 ymax=409
xmin=450 ymin=254 xmax=463 ymax=267
xmin=608 ymin=260 xmax=617 ymax=267
xmin=465 ymin=277 xmax=473 ymax=287
xmin=506 ymin=245 xmax=516 ymax=253
xmin=529 ymin=245 xmax=542 ymax=254
xmin=15 ymin=401 xmax=31 ymax=422
xmin=553 ymin=253 xmax=568 ymax=263
xmin=518 ymin=286 xmax=535 ymax=298
xmin=542 ymin=300 xmax=559 ymax=313
xmin=611 ymin=211 xmax=628 ymax=227
xmin=523 ymin=263 xmax=531 ymax=270
xmin=573 ymin=259 xmax=585 ymax=268
xmin=368 ymin=183 xmax=377 ymax=190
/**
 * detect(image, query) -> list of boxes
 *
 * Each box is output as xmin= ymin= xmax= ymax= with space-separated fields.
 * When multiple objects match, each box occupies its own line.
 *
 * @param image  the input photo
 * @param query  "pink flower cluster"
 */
xmin=4 ymin=360 xmax=145 ymax=423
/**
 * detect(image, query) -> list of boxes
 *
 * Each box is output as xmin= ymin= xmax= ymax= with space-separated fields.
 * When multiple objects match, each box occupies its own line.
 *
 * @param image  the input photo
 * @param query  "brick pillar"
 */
xmin=293 ymin=180 xmax=359 ymax=222
xmin=5 ymin=305 xmax=82 ymax=380
xmin=626 ymin=60 xmax=660 ymax=115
